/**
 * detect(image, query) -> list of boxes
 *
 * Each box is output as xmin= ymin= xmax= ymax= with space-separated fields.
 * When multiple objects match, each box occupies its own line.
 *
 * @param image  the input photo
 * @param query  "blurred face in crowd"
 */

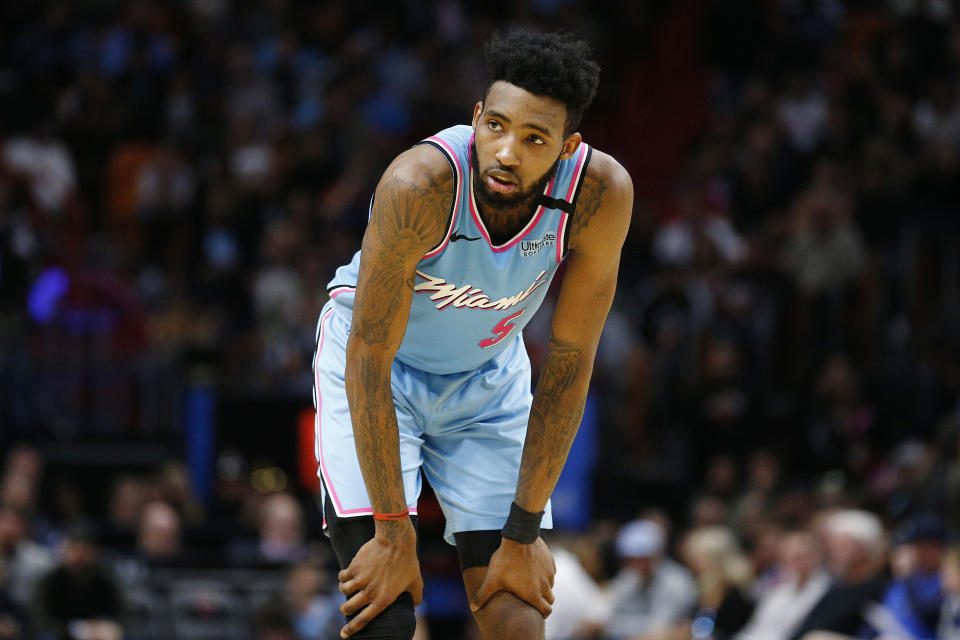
xmin=61 ymin=538 xmax=97 ymax=573
xmin=914 ymin=539 xmax=945 ymax=575
xmin=0 ymin=507 xmax=27 ymax=552
xmin=825 ymin=531 xmax=881 ymax=583
xmin=624 ymin=555 xmax=657 ymax=581
xmin=259 ymin=493 xmax=303 ymax=545
xmin=0 ymin=472 xmax=36 ymax=513
xmin=942 ymin=550 xmax=960 ymax=595
xmin=138 ymin=501 xmax=182 ymax=558
xmin=748 ymin=450 xmax=780 ymax=492
xmin=287 ymin=564 xmax=326 ymax=613
xmin=4 ymin=447 xmax=42 ymax=482
xmin=109 ymin=477 xmax=146 ymax=530
xmin=781 ymin=531 xmax=821 ymax=580
xmin=471 ymin=81 xmax=581 ymax=215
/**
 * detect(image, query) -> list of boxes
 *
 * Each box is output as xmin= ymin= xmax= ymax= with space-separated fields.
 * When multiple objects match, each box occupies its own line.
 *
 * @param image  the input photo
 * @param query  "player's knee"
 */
xmin=345 ymin=592 xmax=416 ymax=640
xmin=479 ymin=594 xmax=544 ymax=640
xmin=499 ymin=608 xmax=544 ymax=640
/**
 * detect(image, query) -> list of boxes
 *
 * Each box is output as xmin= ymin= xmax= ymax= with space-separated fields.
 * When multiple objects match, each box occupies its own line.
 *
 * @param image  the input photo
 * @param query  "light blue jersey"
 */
xmin=313 ymin=125 xmax=593 ymax=543
xmin=326 ymin=124 xmax=592 ymax=374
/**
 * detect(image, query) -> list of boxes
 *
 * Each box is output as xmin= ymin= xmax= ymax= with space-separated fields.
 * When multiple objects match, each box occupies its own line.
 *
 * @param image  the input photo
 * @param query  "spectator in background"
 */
xmin=603 ymin=519 xmax=697 ymax=640
xmin=252 ymin=597 xmax=297 ymax=640
xmin=32 ymin=525 xmax=122 ymax=640
xmin=285 ymin=559 xmax=340 ymax=640
xmin=781 ymin=159 xmax=866 ymax=371
xmin=804 ymin=354 xmax=874 ymax=474
xmin=136 ymin=500 xmax=182 ymax=563
xmin=0 ymin=505 xmax=53 ymax=610
xmin=691 ymin=338 xmax=754 ymax=465
xmin=940 ymin=420 xmax=960 ymax=537
xmin=790 ymin=509 xmax=890 ymax=639
xmin=0 ymin=557 xmax=31 ymax=640
xmin=940 ymin=547 xmax=960 ymax=640
xmin=677 ymin=526 xmax=754 ymax=640
xmin=737 ymin=529 xmax=831 ymax=640
xmin=229 ymin=492 xmax=307 ymax=567
xmin=544 ymin=534 xmax=610 ymax=640
xmin=864 ymin=513 xmax=947 ymax=639
xmin=99 ymin=476 xmax=146 ymax=550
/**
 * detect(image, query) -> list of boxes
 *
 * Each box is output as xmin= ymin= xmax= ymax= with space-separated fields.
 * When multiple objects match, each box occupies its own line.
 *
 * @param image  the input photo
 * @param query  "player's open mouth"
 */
xmin=486 ymin=173 xmax=517 ymax=193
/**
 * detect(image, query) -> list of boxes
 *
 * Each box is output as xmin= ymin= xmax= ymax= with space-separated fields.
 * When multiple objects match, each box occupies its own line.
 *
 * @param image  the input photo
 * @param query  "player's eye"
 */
xmin=529 ymin=135 xmax=545 ymax=145
xmin=487 ymin=120 xmax=503 ymax=132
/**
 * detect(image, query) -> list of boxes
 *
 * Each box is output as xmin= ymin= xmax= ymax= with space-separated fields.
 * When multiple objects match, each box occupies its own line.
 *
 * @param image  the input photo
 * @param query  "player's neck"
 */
xmin=475 ymin=196 xmax=539 ymax=245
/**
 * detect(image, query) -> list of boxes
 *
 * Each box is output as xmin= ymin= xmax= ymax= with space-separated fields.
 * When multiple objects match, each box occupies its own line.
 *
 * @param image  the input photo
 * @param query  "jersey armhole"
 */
xmin=415 ymin=140 xmax=461 ymax=259
xmin=562 ymin=145 xmax=593 ymax=259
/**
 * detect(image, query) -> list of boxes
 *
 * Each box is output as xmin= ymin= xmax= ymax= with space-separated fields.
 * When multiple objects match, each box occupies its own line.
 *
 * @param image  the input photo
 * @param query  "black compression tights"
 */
xmin=325 ymin=497 xmax=417 ymax=640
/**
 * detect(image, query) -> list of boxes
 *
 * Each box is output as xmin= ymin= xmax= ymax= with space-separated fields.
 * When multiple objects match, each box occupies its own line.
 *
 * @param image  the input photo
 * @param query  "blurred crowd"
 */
xmin=2 ymin=0 xmax=960 ymax=638
xmin=0 ymin=445 xmax=344 ymax=640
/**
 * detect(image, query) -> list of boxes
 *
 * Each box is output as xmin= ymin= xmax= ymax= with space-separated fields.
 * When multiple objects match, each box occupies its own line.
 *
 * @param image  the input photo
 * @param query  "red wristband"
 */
xmin=373 ymin=509 xmax=410 ymax=521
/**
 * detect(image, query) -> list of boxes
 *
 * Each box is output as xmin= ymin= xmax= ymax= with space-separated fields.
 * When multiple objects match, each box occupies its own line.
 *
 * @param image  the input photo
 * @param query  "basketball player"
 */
xmin=312 ymin=28 xmax=632 ymax=639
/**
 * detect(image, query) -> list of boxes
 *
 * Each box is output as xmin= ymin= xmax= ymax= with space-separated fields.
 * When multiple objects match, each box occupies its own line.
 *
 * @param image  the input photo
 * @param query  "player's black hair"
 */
xmin=483 ymin=28 xmax=600 ymax=136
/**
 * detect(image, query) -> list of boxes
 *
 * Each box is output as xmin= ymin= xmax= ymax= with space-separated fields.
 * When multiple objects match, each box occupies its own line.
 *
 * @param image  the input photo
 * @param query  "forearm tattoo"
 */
xmin=516 ymin=336 xmax=589 ymax=504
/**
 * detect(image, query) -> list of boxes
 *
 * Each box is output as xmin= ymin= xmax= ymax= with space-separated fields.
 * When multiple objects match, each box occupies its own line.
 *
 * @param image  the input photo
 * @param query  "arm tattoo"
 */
xmin=351 ymin=170 xmax=451 ymax=347
xmin=516 ymin=337 xmax=589 ymax=505
xmin=569 ymin=171 xmax=608 ymax=241
xmin=345 ymin=155 xmax=452 ymax=532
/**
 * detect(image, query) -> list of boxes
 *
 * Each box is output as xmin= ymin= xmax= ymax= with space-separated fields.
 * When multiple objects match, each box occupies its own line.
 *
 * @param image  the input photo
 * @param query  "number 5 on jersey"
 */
xmin=479 ymin=308 xmax=526 ymax=348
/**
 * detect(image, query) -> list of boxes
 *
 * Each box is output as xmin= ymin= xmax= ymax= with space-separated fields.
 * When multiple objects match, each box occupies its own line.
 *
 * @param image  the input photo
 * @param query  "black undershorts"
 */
xmin=323 ymin=493 xmax=502 ymax=572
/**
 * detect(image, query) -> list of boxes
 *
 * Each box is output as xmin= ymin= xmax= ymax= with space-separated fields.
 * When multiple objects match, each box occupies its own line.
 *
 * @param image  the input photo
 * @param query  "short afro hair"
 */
xmin=483 ymin=28 xmax=600 ymax=136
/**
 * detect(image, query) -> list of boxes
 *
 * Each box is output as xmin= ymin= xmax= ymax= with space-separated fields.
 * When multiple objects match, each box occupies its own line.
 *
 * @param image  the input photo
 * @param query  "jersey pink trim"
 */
xmin=421 ymin=135 xmax=464 ymax=260
xmin=554 ymin=143 xmax=588 ymax=263
xmin=313 ymin=308 xmax=418 ymax=518
xmin=556 ymin=211 xmax=569 ymax=263
xmin=565 ymin=143 xmax=589 ymax=201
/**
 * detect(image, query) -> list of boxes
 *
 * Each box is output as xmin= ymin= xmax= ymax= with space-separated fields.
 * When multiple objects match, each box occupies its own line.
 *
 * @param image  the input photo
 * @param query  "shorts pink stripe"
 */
xmin=329 ymin=286 xmax=354 ymax=300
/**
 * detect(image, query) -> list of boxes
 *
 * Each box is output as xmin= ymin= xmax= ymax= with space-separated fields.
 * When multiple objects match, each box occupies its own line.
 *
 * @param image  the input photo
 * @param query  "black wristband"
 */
xmin=501 ymin=501 xmax=544 ymax=544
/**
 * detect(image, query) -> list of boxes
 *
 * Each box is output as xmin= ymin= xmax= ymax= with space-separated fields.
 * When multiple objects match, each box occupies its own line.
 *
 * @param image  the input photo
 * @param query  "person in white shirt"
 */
xmin=737 ymin=529 xmax=832 ymax=640
xmin=545 ymin=542 xmax=610 ymax=640
xmin=603 ymin=519 xmax=698 ymax=640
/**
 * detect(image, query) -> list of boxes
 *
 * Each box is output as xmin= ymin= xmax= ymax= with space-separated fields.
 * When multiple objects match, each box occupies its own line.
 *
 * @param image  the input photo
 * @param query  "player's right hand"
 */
xmin=336 ymin=520 xmax=422 ymax=638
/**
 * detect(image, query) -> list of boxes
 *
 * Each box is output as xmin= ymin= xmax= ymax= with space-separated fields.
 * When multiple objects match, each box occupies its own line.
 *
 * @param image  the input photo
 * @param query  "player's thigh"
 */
xmin=462 ymin=564 xmax=545 ymax=640
xmin=421 ymin=339 xmax=551 ymax=544
xmin=313 ymin=305 xmax=424 ymax=521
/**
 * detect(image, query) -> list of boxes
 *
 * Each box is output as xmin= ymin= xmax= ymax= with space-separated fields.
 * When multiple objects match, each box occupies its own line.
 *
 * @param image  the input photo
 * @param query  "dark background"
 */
xmin=1 ymin=1 xmax=960 ymax=639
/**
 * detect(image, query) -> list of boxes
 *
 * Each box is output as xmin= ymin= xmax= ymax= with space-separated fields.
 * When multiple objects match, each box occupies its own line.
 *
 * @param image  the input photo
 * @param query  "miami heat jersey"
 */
xmin=326 ymin=124 xmax=592 ymax=374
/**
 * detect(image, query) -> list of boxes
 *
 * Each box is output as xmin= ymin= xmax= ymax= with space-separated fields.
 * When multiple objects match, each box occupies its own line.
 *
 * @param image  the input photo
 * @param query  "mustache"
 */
xmin=487 ymin=166 xmax=520 ymax=180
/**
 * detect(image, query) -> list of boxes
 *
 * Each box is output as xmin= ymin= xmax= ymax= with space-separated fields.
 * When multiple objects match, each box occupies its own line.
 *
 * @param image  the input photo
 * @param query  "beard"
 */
xmin=470 ymin=140 xmax=561 ymax=212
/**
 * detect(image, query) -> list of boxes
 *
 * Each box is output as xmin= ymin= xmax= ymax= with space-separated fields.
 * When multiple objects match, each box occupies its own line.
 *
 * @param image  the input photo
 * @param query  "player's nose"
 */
xmin=494 ymin=137 xmax=520 ymax=167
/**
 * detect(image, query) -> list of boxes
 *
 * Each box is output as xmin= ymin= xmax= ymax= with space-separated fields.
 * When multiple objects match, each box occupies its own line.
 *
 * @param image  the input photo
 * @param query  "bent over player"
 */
xmin=312 ymin=28 xmax=633 ymax=640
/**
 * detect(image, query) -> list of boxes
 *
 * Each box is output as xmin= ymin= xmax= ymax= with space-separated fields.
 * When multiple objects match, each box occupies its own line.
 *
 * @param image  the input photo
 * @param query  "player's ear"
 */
xmin=471 ymin=102 xmax=484 ymax=129
xmin=560 ymin=132 xmax=582 ymax=160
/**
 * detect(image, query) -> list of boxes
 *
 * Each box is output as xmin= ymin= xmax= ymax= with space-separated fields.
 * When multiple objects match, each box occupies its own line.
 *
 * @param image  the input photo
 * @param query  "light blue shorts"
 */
xmin=312 ymin=304 xmax=552 ymax=544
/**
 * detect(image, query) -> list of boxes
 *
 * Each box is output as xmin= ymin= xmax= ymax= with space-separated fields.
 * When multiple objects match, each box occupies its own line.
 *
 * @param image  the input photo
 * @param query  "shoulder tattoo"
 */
xmin=570 ymin=171 xmax=608 ymax=240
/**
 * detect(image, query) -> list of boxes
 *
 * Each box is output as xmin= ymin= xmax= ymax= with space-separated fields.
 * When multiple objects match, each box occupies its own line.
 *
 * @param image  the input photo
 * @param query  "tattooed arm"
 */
xmin=337 ymin=144 xmax=451 ymax=638
xmin=514 ymin=150 xmax=632 ymax=514
xmin=470 ymin=149 xmax=633 ymax=616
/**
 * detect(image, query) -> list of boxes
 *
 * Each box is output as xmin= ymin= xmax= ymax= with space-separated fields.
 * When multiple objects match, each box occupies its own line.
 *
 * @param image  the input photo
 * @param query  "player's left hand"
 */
xmin=469 ymin=536 xmax=556 ymax=617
